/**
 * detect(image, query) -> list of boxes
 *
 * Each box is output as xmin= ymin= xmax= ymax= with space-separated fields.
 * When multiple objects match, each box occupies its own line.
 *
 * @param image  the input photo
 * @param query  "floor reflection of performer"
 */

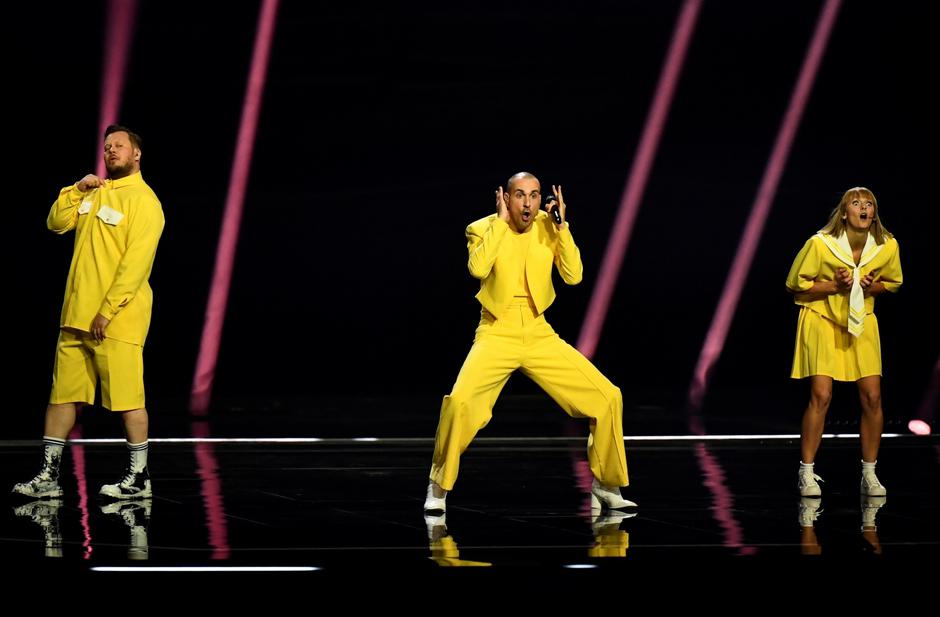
xmin=424 ymin=514 xmax=491 ymax=567
xmin=860 ymin=494 xmax=886 ymax=555
xmin=588 ymin=510 xmax=634 ymax=558
xmin=798 ymin=497 xmax=823 ymax=556
xmin=101 ymin=498 xmax=152 ymax=560
xmin=12 ymin=499 xmax=64 ymax=558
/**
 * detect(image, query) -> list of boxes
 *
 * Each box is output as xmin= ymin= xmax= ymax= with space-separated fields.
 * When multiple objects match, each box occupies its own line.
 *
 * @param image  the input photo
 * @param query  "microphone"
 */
xmin=545 ymin=195 xmax=563 ymax=225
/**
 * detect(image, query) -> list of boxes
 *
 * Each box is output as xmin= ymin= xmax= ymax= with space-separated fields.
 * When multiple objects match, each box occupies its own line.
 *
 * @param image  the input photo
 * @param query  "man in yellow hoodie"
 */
xmin=13 ymin=124 xmax=164 ymax=501
xmin=424 ymin=172 xmax=636 ymax=513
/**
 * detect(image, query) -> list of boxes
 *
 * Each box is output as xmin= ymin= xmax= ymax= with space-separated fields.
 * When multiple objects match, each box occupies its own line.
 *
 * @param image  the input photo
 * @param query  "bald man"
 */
xmin=424 ymin=172 xmax=636 ymax=514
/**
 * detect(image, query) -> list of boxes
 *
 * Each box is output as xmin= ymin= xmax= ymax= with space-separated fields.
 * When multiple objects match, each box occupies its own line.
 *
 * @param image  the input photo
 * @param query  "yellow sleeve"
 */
xmin=98 ymin=197 xmax=165 ymax=320
xmin=877 ymin=239 xmax=903 ymax=293
xmin=466 ymin=217 xmax=509 ymax=280
xmin=47 ymin=185 xmax=86 ymax=234
xmin=786 ymin=237 xmax=820 ymax=292
xmin=554 ymin=225 xmax=583 ymax=285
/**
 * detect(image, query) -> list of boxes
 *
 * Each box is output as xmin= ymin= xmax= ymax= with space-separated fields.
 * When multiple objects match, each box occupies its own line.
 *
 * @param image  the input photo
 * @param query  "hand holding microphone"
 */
xmin=545 ymin=184 xmax=566 ymax=226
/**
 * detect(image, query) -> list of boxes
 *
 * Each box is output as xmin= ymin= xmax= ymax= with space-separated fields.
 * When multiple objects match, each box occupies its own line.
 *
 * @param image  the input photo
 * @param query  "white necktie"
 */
xmin=817 ymin=233 xmax=881 ymax=338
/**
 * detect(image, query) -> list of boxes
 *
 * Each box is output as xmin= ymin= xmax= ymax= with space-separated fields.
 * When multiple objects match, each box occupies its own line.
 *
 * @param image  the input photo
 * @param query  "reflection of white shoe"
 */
xmin=590 ymin=478 xmax=637 ymax=511
xmin=101 ymin=499 xmax=152 ymax=560
xmin=423 ymin=482 xmax=447 ymax=512
xmin=424 ymin=512 xmax=447 ymax=541
xmin=861 ymin=494 xmax=886 ymax=530
xmin=13 ymin=499 xmax=64 ymax=558
xmin=799 ymin=497 xmax=823 ymax=528
xmin=591 ymin=510 xmax=636 ymax=535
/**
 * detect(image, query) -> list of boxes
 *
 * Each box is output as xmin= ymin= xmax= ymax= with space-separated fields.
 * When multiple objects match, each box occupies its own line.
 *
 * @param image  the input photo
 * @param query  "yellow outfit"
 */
xmin=430 ymin=211 xmax=628 ymax=491
xmin=47 ymin=172 xmax=164 ymax=410
xmin=51 ymin=330 xmax=145 ymax=411
xmin=786 ymin=233 xmax=902 ymax=381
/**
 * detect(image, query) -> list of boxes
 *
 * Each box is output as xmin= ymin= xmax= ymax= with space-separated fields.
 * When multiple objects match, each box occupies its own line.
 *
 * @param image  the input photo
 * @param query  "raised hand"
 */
xmin=76 ymin=174 xmax=106 ymax=192
xmin=495 ymin=186 xmax=510 ymax=222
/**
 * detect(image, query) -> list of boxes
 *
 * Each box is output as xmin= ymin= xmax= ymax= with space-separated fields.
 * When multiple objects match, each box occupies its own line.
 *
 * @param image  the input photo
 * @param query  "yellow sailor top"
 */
xmin=786 ymin=232 xmax=902 ymax=331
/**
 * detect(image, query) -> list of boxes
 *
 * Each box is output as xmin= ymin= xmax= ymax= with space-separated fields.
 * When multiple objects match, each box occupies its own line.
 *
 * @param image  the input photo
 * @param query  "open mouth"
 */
xmin=521 ymin=209 xmax=531 ymax=222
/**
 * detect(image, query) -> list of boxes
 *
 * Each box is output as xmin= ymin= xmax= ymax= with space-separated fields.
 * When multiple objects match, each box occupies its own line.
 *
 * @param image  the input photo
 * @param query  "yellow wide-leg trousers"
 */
xmin=430 ymin=298 xmax=628 ymax=491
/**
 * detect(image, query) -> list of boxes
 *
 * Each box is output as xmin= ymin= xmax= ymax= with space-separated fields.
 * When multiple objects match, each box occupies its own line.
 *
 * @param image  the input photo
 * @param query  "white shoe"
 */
xmin=12 ymin=472 xmax=63 ymax=499
xmin=424 ymin=482 xmax=447 ymax=512
xmin=99 ymin=466 xmax=152 ymax=499
xmin=798 ymin=466 xmax=823 ymax=497
xmin=861 ymin=471 xmax=887 ymax=497
xmin=590 ymin=478 xmax=637 ymax=511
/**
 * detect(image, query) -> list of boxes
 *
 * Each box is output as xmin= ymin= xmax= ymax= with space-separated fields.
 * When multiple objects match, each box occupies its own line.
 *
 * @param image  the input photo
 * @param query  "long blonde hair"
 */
xmin=818 ymin=187 xmax=892 ymax=244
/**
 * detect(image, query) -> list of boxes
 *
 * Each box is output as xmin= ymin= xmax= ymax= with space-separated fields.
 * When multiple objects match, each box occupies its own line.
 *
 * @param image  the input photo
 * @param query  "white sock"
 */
xmin=128 ymin=441 xmax=149 ymax=473
xmin=41 ymin=436 xmax=66 ymax=479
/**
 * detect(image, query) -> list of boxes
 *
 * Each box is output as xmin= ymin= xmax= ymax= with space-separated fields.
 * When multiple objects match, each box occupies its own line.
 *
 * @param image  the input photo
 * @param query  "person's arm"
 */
xmin=47 ymin=174 xmax=105 ymax=234
xmin=792 ymin=275 xmax=849 ymax=302
xmin=864 ymin=241 xmax=903 ymax=297
xmin=466 ymin=187 xmax=512 ymax=279
xmin=97 ymin=197 xmax=165 ymax=321
xmin=785 ymin=237 xmax=851 ymax=301
xmin=549 ymin=184 xmax=582 ymax=284
xmin=554 ymin=225 xmax=583 ymax=285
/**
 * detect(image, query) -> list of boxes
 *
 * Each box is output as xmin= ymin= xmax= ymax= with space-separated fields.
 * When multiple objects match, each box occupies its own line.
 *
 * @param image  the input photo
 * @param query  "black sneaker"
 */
xmin=99 ymin=466 xmax=152 ymax=499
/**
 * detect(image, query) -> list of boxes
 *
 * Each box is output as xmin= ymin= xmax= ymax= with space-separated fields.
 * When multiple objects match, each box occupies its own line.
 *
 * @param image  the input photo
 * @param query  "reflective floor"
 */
xmin=3 ymin=402 xmax=939 ymax=595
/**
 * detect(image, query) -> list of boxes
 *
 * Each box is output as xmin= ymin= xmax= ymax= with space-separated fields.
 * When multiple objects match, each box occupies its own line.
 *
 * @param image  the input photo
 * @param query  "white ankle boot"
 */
xmin=590 ymin=478 xmax=637 ymax=511
xmin=424 ymin=482 xmax=447 ymax=512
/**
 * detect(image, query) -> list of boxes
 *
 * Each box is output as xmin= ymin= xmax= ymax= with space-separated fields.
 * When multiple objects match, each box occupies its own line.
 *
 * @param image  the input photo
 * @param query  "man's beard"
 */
xmin=106 ymin=159 xmax=134 ymax=179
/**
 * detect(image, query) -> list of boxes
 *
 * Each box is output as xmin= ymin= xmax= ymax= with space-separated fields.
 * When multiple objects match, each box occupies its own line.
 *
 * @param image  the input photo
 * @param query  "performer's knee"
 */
xmin=442 ymin=392 xmax=491 ymax=427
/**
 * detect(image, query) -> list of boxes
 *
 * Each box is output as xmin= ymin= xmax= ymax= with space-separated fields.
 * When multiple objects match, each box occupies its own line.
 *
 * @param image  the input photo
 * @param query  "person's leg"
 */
xmin=857 ymin=375 xmax=886 ymax=495
xmin=857 ymin=375 xmax=883 ymax=464
xmin=97 ymin=338 xmax=152 ymax=499
xmin=429 ymin=331 xmax=518 ymax=494
xmin=523 ymin=331 xmax=625 ymax=484
xmin=13 ymin=331 xmax=94 ymax=499
xmin=800 ymin=376 xmax=833 ymax=463
xmin=798 ymin=375 xmax=832 ymax=497
xmin=521 ymin=318 xmax=633 ymax=509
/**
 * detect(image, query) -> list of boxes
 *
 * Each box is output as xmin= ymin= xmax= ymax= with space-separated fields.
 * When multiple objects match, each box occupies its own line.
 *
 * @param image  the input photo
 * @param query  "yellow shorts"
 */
xmin=49 ymin=329 xmax=145 ymax=411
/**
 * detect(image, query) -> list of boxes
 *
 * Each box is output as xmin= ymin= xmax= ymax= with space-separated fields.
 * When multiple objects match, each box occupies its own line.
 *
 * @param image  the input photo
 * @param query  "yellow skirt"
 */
xmin=791 ymin=307 xmax=881 ymax=381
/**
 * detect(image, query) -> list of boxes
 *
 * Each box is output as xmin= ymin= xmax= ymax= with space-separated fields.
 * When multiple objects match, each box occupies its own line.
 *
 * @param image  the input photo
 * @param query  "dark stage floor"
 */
xmin=2 ymin=397 xmax=938 ymax=597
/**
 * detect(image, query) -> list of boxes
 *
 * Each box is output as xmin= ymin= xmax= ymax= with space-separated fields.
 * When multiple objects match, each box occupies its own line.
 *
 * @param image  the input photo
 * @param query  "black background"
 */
xmin=4 ymin=1 xmax=937 ymax=436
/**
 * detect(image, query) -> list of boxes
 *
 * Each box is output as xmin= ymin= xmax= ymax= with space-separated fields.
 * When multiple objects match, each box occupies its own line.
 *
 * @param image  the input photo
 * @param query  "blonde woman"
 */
xmin=786 ymin=187 xmax=902 ymax=498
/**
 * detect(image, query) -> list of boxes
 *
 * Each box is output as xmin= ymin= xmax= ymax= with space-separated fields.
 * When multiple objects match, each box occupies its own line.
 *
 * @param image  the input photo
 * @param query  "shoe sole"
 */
xmin=591 ymin=492 xmax=638 ymax=510
xmin=99 ymin=487 xmax=153 ymax=499
xmin=12 ymin=487 xmax=63 ymax=499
